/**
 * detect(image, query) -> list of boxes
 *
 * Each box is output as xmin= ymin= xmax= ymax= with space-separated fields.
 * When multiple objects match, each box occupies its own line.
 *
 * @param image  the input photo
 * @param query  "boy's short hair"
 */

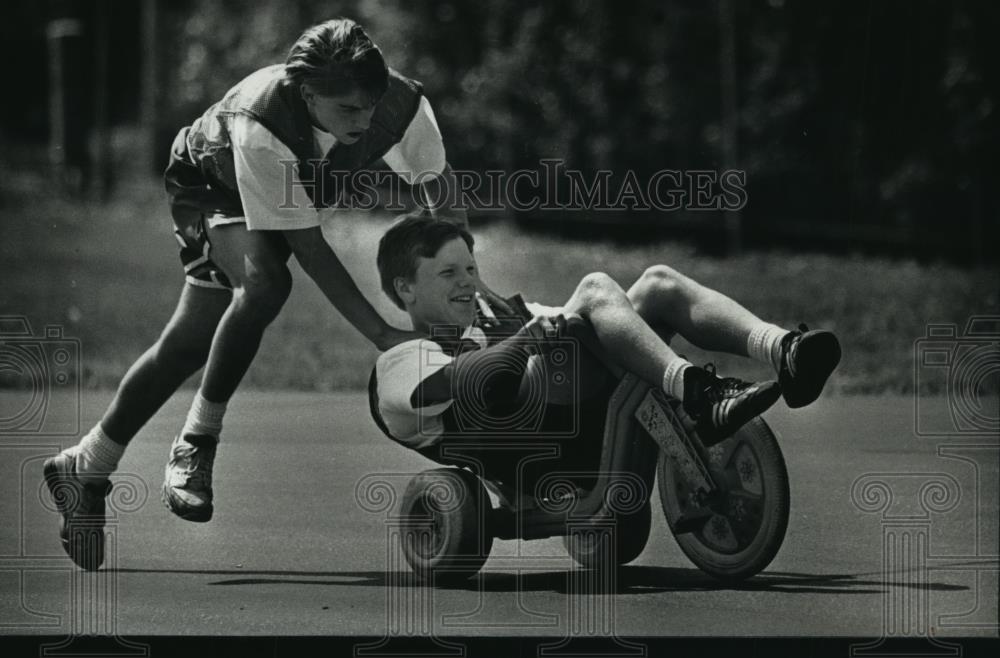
xmin=285 ymin=18 xmax=389 ymax=103
xmin=378 ymin=212 xmax=475 ymax=310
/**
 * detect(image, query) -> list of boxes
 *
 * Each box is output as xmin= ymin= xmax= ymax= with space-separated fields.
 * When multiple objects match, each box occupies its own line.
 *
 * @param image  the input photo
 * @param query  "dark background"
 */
xmin=2 ymin=0 xmax=996 ymax=261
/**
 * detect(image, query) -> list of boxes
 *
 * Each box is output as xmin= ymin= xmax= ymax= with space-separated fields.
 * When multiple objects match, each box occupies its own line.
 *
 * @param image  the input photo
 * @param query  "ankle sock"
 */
xmin=661 ymin=357 xmax=693 ymax=401
xmin=746 ymin=323 xmax=790 ymax=374
xmin=74 ymin=424 xmax=125 ymax=484
xmin=180 ymin=392 xmax=226 ymax=439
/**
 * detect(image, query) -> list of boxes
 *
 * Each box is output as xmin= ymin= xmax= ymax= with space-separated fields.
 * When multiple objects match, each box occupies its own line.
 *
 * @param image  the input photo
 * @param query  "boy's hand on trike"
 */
xmin=524 ymin=314 xmax=565 ymax=338
xmin=477 ymin=281 xmax=514 ymax=317
xmin=520 ymin=314 xmax=568 ymax=354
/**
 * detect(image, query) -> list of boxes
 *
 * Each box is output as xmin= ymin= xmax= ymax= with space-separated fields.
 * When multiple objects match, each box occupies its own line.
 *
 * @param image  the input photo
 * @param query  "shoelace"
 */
xmin=185 ymin=458 xmax=213 ymax=491
xmin=172 ymin=442 xmax=214 ymax=489
xmin=701 ymin=363 xmax=750 ymax=402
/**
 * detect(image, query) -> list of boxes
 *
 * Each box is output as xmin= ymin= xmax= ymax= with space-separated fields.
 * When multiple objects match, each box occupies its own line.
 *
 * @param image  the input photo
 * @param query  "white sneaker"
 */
xmin=162 ymin=434 xmax=218 ymax=522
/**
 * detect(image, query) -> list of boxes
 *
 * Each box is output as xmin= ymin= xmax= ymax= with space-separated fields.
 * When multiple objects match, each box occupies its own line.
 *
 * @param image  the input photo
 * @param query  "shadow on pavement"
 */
xmin=109 ymin=565 xmax=970 ymax=596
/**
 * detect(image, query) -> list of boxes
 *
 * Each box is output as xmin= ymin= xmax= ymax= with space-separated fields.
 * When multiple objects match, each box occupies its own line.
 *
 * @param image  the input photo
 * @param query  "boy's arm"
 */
xmin=283 ymin=226 xmax=419 ymax=351
xmin=229 ymin=117 xmax=415 ymax=350
xmin=410 ymin=316 xmax=560 ymax=407
xmin=421 ymin=162 xmax=467 ymax=227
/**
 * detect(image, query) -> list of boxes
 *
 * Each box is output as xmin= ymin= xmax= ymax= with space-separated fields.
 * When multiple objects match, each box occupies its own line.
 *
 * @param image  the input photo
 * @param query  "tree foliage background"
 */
xmin=4 ymin=0 xmax=996 ymax=259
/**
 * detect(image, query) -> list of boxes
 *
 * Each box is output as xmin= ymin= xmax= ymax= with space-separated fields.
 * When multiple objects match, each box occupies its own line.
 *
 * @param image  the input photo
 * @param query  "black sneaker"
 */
xmin=42 ymin=451 xmax=112 ymax=571
xmin=778 ymin=324 xmax=841 ymax=408
xmin=682 ymin=364 xmax=781 ymax=447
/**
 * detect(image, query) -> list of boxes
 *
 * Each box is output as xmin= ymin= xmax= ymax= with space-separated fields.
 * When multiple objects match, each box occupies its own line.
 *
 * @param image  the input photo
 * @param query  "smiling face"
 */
xmin=395 ymin=237 xmax=479 ymax=332
xmin=300 ymin=84 xmax=377 ymax=144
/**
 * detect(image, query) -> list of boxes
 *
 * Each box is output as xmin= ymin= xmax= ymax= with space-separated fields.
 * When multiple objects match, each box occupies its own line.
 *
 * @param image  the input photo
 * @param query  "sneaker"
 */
xmin=778 ymin=324 xmax=841 ymax=408
xmin=162 ymin=434 xmax=217 ymax=522
xmin=683 ymin=364 xmax=781 ymax=447
xmin=42 ymin=450 xmax=112 ymax=571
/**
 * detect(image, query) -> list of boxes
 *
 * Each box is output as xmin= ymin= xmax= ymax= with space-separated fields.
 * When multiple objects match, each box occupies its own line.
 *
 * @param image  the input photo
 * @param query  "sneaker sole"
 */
xmin=161 ymin=483 xmax=213 ymax=523
xmin=783 ymin=331 xmax=842 ymax=408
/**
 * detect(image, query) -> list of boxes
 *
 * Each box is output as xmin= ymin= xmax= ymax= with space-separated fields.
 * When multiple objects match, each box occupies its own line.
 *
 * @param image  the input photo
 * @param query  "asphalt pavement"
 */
xmin=1 ymin=390 xmax=996 ymax=639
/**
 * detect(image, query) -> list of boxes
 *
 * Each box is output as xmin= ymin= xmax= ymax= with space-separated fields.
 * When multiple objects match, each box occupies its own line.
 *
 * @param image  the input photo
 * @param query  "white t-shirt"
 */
xmin=375 ymin=326 xmax=488 ymax=448
xmin=224 ymin=95 xmax=446 ymax=231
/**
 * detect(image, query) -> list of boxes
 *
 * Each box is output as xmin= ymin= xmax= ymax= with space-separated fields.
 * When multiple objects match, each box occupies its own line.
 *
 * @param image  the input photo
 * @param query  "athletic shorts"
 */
xmin=164 ymin=127 xmax=245 ymax=290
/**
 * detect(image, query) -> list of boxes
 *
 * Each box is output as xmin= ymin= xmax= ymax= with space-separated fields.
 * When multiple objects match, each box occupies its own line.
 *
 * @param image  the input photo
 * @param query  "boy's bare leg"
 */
xmin=51 ymin=282 xmax=229 ymax=489
xmin=160 ymin=223 xmax=292 ymax=522
xmin=559 ymin=272 xmax=780 ymax=445
xmin=626 ymin=265 xmax=767 ymax=357
xmin=625 ymin=264 xmax=841 ymax=407
xmin=99 ymin=283 xmax=231 ymax=444
xmin=43 ymin=282 xmax=230 ymax=570
xmin=47 ymin=221 xmax=295 ymax=534
xmin=562 ymin=272 xmax=684 ymax=389
xmin=197 ymin=223 xmax=293 ymax=402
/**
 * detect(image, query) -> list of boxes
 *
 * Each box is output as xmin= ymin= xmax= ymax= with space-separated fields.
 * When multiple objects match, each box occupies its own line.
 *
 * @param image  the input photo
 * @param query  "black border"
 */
xmin=2 ymin=636 xmax=998 ymax=658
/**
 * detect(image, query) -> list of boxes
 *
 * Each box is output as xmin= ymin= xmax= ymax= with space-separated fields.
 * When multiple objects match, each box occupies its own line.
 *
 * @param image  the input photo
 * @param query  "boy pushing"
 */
xmin=43 ymin=19 xmax=503 ymax=570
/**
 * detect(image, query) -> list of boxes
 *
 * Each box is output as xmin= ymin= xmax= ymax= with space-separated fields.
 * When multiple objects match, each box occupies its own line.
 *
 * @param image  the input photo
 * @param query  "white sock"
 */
xmin=73 ymin=424 xmax=125 ymax=484
xmin=180 ymin=392 xmax=226 ymax=439
xmin=661 ymin=357 xmax=693 ymax=401
xmin=746 ymin=323 xmax=790 ymax=374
